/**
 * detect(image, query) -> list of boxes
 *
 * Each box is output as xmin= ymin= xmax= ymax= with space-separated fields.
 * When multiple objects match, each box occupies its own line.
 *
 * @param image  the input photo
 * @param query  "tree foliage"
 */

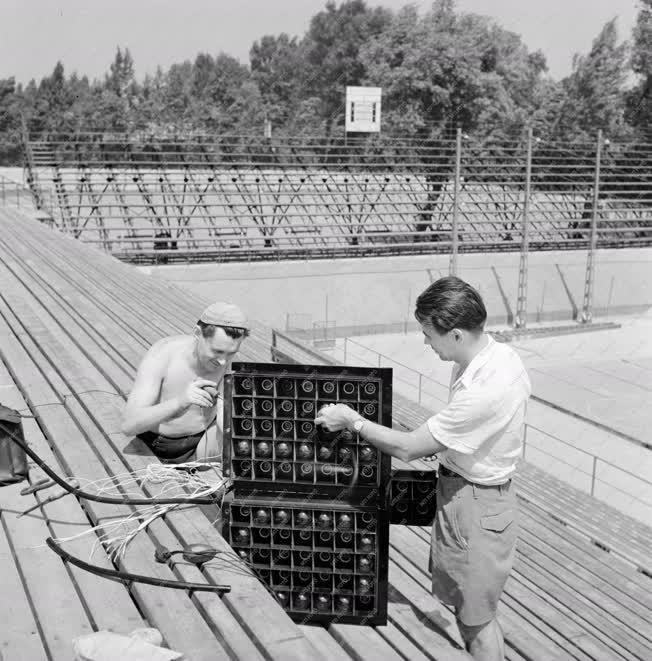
xmin=627 ymin=0 xmax=652 ymax=133
xmin=0 ymin=0 xmax=647 ymax=164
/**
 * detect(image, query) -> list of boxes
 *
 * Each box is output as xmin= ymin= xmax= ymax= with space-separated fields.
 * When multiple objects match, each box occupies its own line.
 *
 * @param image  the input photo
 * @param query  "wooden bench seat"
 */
xmin=269 ymin=324 xmax=652 ymax=660
xmin=0 ymin=207 xmax=472 ymax=660
xmin=1 ymin=205 xmax=651 ymax=660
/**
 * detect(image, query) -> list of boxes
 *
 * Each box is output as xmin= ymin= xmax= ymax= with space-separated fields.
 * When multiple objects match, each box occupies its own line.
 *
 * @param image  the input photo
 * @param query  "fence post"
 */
xmin=449 ymin=128 xmax=462 ymax=276
xmin=590 ymin=456 xmax=598 ymax=497
xmin=418 ymin=373 xmax=423 ymax=405
xmin=581 ymin=130 xmax=603 ymax=324
xmin=606 ymin=275 xmax=615 ymax=318
xmin=343 ymin=337 xmax=348 ymax=363
xmin=515 ymin=128 xmax=533 ymax=328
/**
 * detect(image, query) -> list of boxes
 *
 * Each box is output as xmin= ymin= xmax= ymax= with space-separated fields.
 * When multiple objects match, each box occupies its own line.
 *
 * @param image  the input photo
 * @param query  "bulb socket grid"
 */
xmin=225 ymin=362 xmax=392 ymax=494
xmin=224 ymin=494 xmax=388 ymax=625
xmin=389 ymin=468 xmax=438 ymax=526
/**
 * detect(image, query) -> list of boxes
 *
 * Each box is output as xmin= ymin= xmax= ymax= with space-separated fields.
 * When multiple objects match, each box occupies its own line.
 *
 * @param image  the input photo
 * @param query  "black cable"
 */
xmin=0 ymin=421 xmax=228 ymax=505
xmin=46 ymin=537 xmax=231 ymax=593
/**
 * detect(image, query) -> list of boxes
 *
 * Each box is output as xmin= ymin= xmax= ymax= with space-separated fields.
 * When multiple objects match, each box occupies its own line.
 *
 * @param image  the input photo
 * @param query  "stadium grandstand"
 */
xmin=0 ymin=127 xmax=650 ymax=660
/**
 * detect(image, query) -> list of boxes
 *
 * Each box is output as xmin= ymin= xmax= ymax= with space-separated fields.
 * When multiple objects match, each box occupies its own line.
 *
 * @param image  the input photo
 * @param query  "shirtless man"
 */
xmin=121 ymin=302 xmax=249 ymax=464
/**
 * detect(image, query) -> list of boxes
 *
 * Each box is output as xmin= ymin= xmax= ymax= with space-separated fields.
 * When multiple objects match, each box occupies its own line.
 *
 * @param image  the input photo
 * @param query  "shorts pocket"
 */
xmin=447 ymin=495 xmax=470 ymax=550
xmin=480 ymin=510 xmax=513 ymax=533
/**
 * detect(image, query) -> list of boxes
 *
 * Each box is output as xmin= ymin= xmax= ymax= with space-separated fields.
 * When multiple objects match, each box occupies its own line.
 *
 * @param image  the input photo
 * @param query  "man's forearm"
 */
xmin=122 ymin=397 xmax=187 ymax=436
xmin=358 ymin=421 xmax=413 ymax=462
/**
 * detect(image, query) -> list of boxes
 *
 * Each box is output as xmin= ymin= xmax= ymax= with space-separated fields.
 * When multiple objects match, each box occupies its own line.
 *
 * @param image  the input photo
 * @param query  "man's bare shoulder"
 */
xmin=141 ymin=335 xmax=192 ymax=367
xmin=149 ymin=334 xmax=192 ymax=353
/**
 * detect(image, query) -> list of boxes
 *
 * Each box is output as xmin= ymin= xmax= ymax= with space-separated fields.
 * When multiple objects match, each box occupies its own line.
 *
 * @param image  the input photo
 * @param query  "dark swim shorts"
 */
xmin=137 ymin=429 xmax=205 ymax=464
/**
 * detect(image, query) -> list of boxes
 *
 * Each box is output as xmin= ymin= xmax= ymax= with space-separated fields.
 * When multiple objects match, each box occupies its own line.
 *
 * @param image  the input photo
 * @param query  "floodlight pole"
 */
xmin=449 ymin=128 xmax=462 ymax=276
xmin=581 ymin=130 xmax=603 ymax=324
xmin=515 ymin=128 xmax=533 ymax=329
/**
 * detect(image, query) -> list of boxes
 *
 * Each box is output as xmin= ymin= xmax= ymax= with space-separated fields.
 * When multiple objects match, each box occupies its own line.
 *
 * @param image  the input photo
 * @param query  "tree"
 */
xmin=359 ymin=1 xmax=548 ymax=138
xmin=301 ymin=0 xmax=393 ymax=132
xmin=90 ymin=47 xmax=140 ymax=131
xmin=627 ymin=0 xmax=652 ymax=133
xmin=139 ymin=67 xmax=168 ymax=133
xmin=0 ymin=77 xmax=22 ymax=164
xmin=187 ymin=53 xmax=254 ymax=131
xmin=552 ymin=19 xmax=629 ymax=140
xmin=250 ymin=34 xmax=303 ymax=125
xmin=107 ymin=47 xmax=135 ymax=98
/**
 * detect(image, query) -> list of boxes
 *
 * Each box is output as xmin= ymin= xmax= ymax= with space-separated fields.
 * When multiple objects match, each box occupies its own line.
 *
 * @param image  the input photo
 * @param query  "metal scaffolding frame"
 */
xmin=23 ymin=131 xmax=652 ymax=324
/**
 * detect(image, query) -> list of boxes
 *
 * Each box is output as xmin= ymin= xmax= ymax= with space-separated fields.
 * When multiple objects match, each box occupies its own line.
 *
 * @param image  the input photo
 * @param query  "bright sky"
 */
xmin=0 ymin=0 xmax=640 ymax=85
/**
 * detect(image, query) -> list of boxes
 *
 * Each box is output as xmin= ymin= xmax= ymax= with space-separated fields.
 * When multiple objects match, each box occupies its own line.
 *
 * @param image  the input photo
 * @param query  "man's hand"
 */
xmin=315 ymin=403 xmax=359 ymax=431
xmin=179 ymin=379 xmax=218 ymax=409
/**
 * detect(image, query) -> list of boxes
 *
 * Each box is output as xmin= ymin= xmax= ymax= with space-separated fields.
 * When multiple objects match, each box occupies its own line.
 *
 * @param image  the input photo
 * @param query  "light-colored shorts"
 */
xmin=429 ymin=472 xmax=518 ymax=626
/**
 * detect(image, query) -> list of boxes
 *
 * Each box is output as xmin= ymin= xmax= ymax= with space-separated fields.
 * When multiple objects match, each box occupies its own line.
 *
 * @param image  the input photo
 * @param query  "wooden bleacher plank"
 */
xmin=388 ymin=395 xmax=650 ymax=567
xmin=375 ymin=621 xmax=436 ymax=661
xmin=389 ymin=390 xmax=652 ymax=575
xmin=3 ymin=355 xmax=289 ymax=661
xmin=518 ymin=522 xmax=652 ymax=634
xmin=1 ymin=206 xmax=651 ymax=659
xmin=517 ymin=502 xmax=652 ymax=614
xmin=0 ymin=299 xmax=255 ymax=661
xmin=402 ymin=527 xmax=619 ymax=661
xmin=0 ymin=363 xmax=148 ymax=636
xmin=1 ymin=212 xmax=273 ymax=364
xmin=392 ymin=527 xmax=584 ymax=658
xmin=330 ymin=623 xmax=406 ymax=661
xmin=3 ymin=233 xmax=468 ymax=660
xmin=2 ymin=328 xmax=320 ymax=661
xmin=11 ymin=231 xmax=464 ymax=656
xmin=517 ymin=490 xmax=651 ymax=578
xmin=0 ymin=485 xmax=50 ymax=661
xmin=407 ymin=525 xmax=650 ymax=661
xmin=387 ymin=560 xmax=464 ymax=647
xmin=516 ymin=464 xmax=652 ymax=551
xmin=515 ymin=554 xmax=651 ymax=660
xmin=3 ymin=215 xmax=438 ymax=656
xmin=1 ymin=483 xmax=94 ymax=660
xmin=515 ymin=473 xmax=651 ymax=572
xmin=22 ymin=251 xmax=460 ymax=656
xmin=0 ymin=220 xmax=332 ymax=661
xmin=389 ymin=525 xmax=582 ymax=661
xmin=385 ymin=568 xmax=470 ymax=660
xmin=0 ymin=313 xmax=236 ymax=661
xmin=264 ymin=318 xmax=652 ymax=659
xmin=299 ymin=626 xmax=354 ymax=661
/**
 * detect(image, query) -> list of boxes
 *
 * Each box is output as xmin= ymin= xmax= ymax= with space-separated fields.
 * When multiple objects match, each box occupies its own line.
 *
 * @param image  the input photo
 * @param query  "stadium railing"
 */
xmin=23 ymin=132 xmax=652 ymax=261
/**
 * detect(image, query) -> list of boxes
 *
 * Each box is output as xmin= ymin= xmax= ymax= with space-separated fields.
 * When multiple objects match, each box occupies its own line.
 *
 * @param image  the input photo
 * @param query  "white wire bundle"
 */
xmin=52 ymin=461 xmax=231 ymax=561
xmin=73 ymin=459 xmax=226 ymax=501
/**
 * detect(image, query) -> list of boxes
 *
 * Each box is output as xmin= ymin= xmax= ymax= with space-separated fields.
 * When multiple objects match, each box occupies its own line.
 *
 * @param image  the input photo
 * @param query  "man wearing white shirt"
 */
xmin=316 ymin=276 xmax=531 ymax=661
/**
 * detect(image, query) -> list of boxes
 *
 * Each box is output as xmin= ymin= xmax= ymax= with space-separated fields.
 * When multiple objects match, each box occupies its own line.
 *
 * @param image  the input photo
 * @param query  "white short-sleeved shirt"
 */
xmin=427 ymin=335 xmax=531 ymax=485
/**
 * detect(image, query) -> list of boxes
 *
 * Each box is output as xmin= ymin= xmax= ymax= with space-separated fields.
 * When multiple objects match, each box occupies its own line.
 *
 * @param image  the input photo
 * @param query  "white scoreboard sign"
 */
xmin=345 ymin=86 xmax=382 ymax=133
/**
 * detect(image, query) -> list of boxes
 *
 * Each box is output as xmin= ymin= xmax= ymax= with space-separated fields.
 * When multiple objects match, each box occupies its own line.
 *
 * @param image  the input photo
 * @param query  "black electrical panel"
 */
xmin=224 ymin=363 xmax=392 ymax=496
xmin=223 ymin=493 xmax=389 ymax=625
xmin=222 ymin=362 xmax=392 ymax=625
xmin=389 ymin=467 xmax=437 ymax=526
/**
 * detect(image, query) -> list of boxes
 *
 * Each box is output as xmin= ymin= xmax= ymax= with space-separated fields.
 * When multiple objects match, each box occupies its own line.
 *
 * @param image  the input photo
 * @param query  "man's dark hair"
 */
xmin=196 ymin=320 xmax=250 ymax=340
xmin=415 ymin=276 xmax=487 ymax=334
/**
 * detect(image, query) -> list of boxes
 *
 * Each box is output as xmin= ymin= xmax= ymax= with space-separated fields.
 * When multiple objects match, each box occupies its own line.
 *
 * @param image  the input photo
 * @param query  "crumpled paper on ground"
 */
xmin=73 ymin=628 xmax=184 ymax=661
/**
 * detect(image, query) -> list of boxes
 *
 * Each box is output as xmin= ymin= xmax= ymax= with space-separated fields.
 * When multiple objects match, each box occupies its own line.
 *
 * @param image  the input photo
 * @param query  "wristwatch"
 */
xmin=352 ymin=417 xmax=365 ymax=434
